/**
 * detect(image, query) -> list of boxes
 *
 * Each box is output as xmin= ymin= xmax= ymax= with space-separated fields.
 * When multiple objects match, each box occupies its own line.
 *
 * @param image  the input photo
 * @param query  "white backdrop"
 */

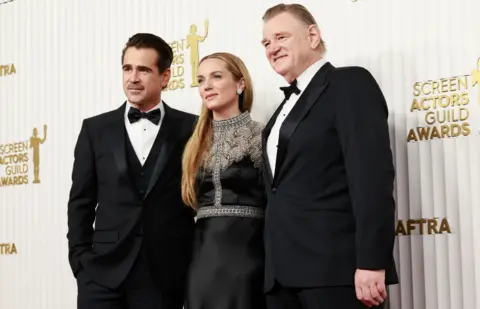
xmin=1 ymin=0 xmax=480 ymax=308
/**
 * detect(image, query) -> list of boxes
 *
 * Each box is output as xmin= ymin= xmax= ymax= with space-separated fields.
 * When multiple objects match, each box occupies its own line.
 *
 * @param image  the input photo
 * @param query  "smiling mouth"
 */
xmin=205 ymin=94 xmax=218 ymax=100
xmin=274 ymin=55 xmax=287 ymax=63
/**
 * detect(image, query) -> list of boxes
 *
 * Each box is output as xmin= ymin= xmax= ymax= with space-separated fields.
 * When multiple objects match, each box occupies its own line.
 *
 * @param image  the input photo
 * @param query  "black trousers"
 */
xmin=76 ymin=245 xmax=184 ymax=309
xmin=266 ymin=280 xmax=385 ymax=309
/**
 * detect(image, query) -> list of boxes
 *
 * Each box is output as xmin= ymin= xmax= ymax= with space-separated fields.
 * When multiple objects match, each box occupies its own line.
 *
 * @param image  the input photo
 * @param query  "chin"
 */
xmin=205 ymin=101 xmax=230 ymax=113
xmin=274 ymin=68 xmax=289 ymax=79
xmin=127 ymin=96 xmax=144 ymax=104
xmin=205 ymin=102 xmax=220 ymax=111
xmin=272 ymin=64 xmax=289 ymax=77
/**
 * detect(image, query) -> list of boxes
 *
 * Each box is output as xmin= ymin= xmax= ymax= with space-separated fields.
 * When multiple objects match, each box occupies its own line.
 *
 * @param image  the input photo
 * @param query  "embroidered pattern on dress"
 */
xmin=204 ymin=113 xmax=264 ymax=173
xmin=201 ymin=112 xmax=264 ymax=212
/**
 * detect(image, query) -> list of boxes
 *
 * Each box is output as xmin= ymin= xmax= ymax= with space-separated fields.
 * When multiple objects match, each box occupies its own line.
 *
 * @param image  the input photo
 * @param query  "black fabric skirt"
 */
xmin=185 ymin=216 xmax=266 ymax=309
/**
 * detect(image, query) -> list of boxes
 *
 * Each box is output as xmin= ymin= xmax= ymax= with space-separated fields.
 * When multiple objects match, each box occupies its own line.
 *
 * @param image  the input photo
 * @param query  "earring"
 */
xmin=237 ymin=89 xmax=243 ymax=95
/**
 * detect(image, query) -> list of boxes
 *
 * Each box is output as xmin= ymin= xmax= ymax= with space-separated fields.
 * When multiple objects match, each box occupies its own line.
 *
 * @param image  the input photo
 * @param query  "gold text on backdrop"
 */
xmin=407 ymin=57 xmax=480 ymax=142
xmin=165 ymin=20 xmax=209 ymax=91
xmin=396 ymin=218 xmax=452 ymax=236
xmin=0 ymin=63 xmax=16 ymax=77
xmin=0 ymin=243 xmax=17 ymax=255
xmin=0 ymin=125 xmax=47 ymax=187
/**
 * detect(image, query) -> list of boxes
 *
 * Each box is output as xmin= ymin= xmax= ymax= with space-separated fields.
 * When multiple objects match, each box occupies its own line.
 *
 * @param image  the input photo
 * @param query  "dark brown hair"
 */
xmin=121 ymin=33 xmax=173 ymax=73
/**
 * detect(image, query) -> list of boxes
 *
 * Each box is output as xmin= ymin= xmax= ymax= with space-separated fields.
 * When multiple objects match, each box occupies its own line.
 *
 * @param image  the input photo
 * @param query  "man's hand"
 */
xmin=355 ymin=269 xmax=387 ymax=308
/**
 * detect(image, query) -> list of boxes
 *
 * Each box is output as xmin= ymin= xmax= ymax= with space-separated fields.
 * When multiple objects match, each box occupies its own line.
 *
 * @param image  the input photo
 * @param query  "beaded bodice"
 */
xmin=195 ymin=112 xmax=266 ymax=219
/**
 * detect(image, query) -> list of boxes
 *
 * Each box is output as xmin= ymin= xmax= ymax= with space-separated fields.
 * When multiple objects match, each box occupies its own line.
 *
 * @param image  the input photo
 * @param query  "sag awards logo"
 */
xmin=407 ymin=57 xmax=480 ymax=142
xmin=0 ymin=243 xmax=17 ymax=255
xmin=0 ymin=125 xmax=47 ymax=187
xmin=0 ymin=63 xmax=16 ymax=77
xmin=164 ymin=20 xmax=209 ymax=91
xmin=396 ymin=217 xmax=452 ymax=236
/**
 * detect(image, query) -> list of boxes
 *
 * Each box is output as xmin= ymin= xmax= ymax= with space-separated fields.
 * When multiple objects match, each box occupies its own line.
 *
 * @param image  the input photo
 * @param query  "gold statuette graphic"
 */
xmin=29 ymin=124 xmax=47 ymax=183
xmin=472 ymin=57 xmax=480 ymax=105
xmin=186 ymin=20 xmax=209 ymax=87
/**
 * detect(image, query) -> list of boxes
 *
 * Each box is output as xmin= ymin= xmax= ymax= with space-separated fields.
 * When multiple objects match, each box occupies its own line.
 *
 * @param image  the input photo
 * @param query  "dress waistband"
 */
xmin=196 ymin=205 xmax=264 ymax=220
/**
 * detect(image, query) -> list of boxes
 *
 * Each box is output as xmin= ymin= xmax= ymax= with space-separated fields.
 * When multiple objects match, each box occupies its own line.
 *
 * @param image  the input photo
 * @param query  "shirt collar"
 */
xmin=295 ymin=58 xmax=327 ymax=92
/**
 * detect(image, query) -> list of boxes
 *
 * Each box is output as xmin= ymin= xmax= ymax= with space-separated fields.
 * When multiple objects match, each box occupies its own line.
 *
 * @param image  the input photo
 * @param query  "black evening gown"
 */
xmin=185 ymin=112 xmax=267 ymax=309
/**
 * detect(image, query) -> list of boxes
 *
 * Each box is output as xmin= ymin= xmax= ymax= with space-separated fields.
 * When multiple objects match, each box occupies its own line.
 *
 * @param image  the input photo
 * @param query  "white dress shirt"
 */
xmin=266 ymin=58 xmax=327 ymax=175
xmin=124 ymin=101 xmax=165 ymax=165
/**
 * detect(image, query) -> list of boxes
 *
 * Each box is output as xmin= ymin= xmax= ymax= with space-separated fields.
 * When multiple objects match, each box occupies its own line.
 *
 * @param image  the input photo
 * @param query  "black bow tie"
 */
xmin=128 ymin=107 xmax=161 ymax=125
xmin=279 ymin=79 xmax=301 ymax=100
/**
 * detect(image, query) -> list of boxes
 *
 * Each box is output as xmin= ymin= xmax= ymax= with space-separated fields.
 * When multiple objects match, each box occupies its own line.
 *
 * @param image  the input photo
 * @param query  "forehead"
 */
xmin=123 ymin=47 xmax=158 ymax=66
xmin=198 ymin=58 xmax=227 ymax=74
xmin=262 ymin=12 xmax=304 ymax=39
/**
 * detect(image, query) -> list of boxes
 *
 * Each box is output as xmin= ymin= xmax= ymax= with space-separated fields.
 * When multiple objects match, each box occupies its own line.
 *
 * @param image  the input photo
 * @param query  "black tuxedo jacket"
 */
xmin=67 ymin=102 xmax=197 ymax=291
xmin=262 ymin=62 xmax=399 ymax=291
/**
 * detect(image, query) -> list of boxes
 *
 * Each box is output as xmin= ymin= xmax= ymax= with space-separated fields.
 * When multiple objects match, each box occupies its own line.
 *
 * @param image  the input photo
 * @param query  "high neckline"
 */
xmin=212 ymin=112 xmax=251 ymax=131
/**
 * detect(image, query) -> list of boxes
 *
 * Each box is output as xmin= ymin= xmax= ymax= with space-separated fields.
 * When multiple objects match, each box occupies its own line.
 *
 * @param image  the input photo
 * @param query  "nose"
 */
xmin=130 ymin=70 xmax=140 ymax=82
xmin=203 ymin=78 xmax=213 ymax=90
xmin=268 ymin=42 xmax=280 ymax=57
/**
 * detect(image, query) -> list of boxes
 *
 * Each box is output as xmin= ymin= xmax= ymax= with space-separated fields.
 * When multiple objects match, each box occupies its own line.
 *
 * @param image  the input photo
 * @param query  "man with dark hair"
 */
xmin=121 ymin=33 xmax=174 ymax=82
xmin=67 ymin=33 xmax=197 ymax=309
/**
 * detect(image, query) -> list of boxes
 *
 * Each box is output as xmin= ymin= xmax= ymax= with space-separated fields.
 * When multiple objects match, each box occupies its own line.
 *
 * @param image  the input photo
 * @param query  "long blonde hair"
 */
xmin=181 ymin=52 xmax=254 ymax=208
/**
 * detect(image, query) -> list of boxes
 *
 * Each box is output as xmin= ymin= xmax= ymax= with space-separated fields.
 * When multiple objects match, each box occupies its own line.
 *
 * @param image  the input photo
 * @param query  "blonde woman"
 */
xmin=182 ymin=52 xmax=266 ymax=309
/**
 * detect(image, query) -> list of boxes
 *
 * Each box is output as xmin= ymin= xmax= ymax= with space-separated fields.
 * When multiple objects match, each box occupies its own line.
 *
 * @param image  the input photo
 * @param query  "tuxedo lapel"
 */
xmin=262 ymin=98 xmax=289 ymax=184
xmin=105 ymin=103 xmax=131 ymax=185
xmin=144 ymin=103 xmax=179 ymax=197
xmin=272 ymin=62 xmax=333 ymax=187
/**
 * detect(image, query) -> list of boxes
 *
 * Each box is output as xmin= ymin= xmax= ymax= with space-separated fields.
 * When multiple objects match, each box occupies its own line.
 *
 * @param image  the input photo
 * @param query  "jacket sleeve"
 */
xmin=67 ymin=119 xmax=97 ymax=276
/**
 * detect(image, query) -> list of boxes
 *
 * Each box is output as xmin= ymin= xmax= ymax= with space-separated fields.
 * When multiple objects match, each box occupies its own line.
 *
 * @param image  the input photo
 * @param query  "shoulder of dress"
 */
xmin=246 ymin=120 xmax=265 ymax=134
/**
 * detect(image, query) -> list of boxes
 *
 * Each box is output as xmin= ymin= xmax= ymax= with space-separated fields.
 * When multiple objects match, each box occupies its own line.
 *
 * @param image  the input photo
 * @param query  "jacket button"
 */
xmin=272 ymin=188 xmax=277 ymax=193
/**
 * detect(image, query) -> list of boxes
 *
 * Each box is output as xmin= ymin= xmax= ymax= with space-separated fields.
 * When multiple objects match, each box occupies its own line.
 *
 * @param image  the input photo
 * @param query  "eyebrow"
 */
xmin=261 ymin=31 xmax=290 ymax=44
xmin=122 ymin=64 xmax=153 ymax=71
xmin=197 ymin=70 xmax=223 ymax=78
